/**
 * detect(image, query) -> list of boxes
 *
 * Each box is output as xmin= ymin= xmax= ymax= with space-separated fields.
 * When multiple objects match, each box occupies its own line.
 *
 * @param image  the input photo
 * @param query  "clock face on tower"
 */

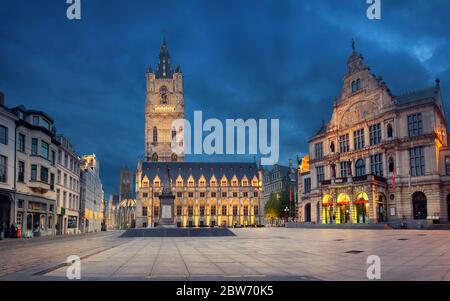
xmin=160 ymin=86 xmax=168 ymax=104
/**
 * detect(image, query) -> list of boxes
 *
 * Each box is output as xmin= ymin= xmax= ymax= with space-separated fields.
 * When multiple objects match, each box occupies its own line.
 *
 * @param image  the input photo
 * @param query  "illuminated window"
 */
xmin=200 ymin=205 xmax=205 ymax=216
xmin=243 ymin=205 xmax=249 ymax=216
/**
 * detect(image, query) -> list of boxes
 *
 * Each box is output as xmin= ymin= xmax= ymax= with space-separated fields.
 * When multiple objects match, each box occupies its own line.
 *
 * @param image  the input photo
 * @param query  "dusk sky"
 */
xmin=1 ymin=0 xmax=449 ymax=197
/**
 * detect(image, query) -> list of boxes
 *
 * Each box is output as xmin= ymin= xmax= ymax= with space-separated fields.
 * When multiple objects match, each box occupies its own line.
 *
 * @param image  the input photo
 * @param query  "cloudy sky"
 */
xmin=1 ymin=0 xmax=449 ymax=196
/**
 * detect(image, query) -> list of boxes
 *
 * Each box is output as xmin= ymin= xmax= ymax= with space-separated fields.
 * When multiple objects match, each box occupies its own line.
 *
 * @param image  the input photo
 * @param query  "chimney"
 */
xmin=0 ymin=91 xmax=4 ymax=106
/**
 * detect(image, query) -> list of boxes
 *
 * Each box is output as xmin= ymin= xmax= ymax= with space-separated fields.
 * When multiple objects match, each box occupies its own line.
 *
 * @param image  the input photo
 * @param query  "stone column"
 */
xmin=370 ymin=184 xmax=378 ymax=224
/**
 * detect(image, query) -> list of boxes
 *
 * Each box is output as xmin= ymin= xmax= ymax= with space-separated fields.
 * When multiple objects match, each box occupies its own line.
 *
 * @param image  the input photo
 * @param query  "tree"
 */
xmin=265 ymin=189 xmax=293 ymax=221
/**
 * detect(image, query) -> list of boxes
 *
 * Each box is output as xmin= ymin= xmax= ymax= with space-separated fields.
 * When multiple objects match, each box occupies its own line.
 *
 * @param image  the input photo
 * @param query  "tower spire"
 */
xmin=156 ymin=36 xmax=172 ymax=78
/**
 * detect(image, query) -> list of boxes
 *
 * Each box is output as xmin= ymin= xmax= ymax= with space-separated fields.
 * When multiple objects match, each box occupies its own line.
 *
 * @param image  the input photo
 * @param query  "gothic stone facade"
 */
xmin=135 ymin=162 xmax=262 ymax=228
xmin=144 ymin=38 xmax=185 ymax=163
xmin=136 ymin=39 xmax=263 ymax=228
xmin=299 ymin=45 xmax=450 ymax=226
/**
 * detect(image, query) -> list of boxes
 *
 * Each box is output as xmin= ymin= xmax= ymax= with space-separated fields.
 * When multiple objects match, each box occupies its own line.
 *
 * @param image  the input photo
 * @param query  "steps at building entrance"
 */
xmin=121 ymin=227 xmax=236 ymax=238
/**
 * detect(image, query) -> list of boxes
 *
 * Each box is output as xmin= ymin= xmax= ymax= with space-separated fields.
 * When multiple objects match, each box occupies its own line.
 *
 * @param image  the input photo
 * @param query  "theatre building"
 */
xmin=298 ymin=43 xmax=450 ymax=227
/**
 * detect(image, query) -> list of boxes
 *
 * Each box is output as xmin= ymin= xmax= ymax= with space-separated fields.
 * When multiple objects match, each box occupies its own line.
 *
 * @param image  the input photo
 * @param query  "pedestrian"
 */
xmin=10 ymin=223 xmax=17 ymax=239
xmin=0 ymin=222 xmax=4 ymax=240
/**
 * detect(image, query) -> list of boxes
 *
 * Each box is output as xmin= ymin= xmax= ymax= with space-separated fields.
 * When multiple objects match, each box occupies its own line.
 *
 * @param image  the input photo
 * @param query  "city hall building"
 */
xmin=298 ymin=43 xmax=450 ymax=226
xmin=135 ymin=39 xmax=263 ymax=228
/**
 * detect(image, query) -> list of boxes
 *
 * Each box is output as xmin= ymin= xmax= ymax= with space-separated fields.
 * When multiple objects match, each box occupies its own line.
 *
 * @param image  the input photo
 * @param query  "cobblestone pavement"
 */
xmin=0 ymin=231 xmax=125 ymax=278
xmin=1 ymin=228 xmax=450 ymax=281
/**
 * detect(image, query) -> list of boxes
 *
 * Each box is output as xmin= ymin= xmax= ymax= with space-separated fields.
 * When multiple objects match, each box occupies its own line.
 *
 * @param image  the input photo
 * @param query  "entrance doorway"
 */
xmin=337 ymin=193 xmax=350 ymax=224
xmin=304 ymin=203 xmax=311 ymax=222
xmin=0 ymin=195 xmax=11 ymax=238
xmin=321 ymin=195 xmax=334 ymax=224
xmin=354 ymin=192 xmax=369 ymax=224
xmin=338 ymin=205 xmax=350 ymax=224
xmin=377 ymin=193 xmax=387 ymax=222
xmin=412 ymin=192 xmax=427 ymax=220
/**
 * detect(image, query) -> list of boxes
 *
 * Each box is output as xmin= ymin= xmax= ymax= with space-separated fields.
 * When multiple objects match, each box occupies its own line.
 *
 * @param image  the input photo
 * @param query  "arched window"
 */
xmin=330 ymin=142 xmax=335 ymax=153
xmin=172 ymin=127 xmax=176 ymax=141
xmin=153 ymin=127 xmax=158 ymax=143
xmin=351 ymin=79 xmax=362 ymax=92
xmin=388 ymin=157 xmax=395 ymax=173
xmin=355 ymin=159 xmax=366 ymax=177
xmin=412 ymin=192 xmax=427 ymax=220
xmin=351 ymin=81 xmax=357 ymax=92
xmin=356 ymin=79 xmax=362 ymax=90
xmin=387 ymin=124 xmax=393 ymax=138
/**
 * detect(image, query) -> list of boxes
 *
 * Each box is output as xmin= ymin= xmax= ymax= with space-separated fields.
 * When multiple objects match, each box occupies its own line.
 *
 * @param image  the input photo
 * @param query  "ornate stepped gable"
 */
xmin=139 ymin=162 xmax=259 ymax=185
xmin=312 ymin=41 xmax=444 ymax=137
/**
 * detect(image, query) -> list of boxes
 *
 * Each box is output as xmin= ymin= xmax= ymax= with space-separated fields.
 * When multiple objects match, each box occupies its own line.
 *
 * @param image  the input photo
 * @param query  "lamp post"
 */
xmin=284 ymin=207 xmax=290 ymax=224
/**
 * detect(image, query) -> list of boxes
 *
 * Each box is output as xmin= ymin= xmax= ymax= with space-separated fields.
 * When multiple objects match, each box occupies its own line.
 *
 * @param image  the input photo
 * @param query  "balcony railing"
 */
xmin=320 ymin=174 xmax=387 ymax=186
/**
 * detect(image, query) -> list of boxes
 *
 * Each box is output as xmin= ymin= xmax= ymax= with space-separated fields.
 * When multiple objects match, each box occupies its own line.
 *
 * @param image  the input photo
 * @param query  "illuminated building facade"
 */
xmin=299 ymin=43 xmax=450 ymax=226
xmin=80 ymin=154 xmax=104 ymax=232
xmin=136 ymin=39 xmax=263 ymax=228
xmin=135 ymin=162 xmax=262 ymax=228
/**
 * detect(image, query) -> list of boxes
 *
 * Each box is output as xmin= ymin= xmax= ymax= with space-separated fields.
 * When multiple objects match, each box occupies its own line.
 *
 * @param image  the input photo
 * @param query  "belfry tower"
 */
xmin=145 ymin=37 xmax=185 ymax=162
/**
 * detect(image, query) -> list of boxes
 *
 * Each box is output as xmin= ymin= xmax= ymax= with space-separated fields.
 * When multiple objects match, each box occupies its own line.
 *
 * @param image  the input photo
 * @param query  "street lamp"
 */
xmin=284 ymin=207 xmax=290 ymax=224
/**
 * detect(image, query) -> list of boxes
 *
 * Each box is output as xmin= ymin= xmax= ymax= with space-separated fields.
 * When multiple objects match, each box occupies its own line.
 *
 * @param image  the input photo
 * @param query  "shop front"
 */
xmin=321 ymin=194 xmax=334 ymax=224
xmin=353 ymin=192 xmax=369 ymax=224
xmin=15 ymin=195 xmax=56 ymax=237
xmin=336 ymin=193 xmax=350 ymax=224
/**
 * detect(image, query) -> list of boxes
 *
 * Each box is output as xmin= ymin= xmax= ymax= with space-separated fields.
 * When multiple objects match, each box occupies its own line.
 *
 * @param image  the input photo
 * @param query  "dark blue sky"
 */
xmin=1 ymin=0 xmax=449 ymax=197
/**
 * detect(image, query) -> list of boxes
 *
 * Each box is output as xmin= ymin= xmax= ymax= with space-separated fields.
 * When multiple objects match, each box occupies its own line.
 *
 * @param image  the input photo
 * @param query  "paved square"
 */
xmin=1 ymin=228 xmax=450 ymax=281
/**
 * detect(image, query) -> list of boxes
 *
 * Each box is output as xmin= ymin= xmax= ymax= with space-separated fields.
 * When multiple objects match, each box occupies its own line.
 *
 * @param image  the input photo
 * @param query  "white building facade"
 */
xmin=56 ymin=135 xmax=81 ymax=235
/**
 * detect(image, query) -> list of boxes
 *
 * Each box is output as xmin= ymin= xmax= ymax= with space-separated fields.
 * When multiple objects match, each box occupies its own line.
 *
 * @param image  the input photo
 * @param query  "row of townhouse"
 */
xmin=0 ymin=92 xmax=104 ymax=238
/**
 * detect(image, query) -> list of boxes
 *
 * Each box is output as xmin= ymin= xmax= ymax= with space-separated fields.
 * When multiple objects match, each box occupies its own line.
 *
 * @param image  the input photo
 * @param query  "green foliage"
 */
xmin=264 ymin=189 xmax=294 ymax=219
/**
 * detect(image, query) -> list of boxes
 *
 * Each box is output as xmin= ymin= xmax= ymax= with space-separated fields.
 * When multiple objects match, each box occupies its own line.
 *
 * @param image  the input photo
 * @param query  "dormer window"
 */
xmin=32 ymin=116 xmax=39 ymax=126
